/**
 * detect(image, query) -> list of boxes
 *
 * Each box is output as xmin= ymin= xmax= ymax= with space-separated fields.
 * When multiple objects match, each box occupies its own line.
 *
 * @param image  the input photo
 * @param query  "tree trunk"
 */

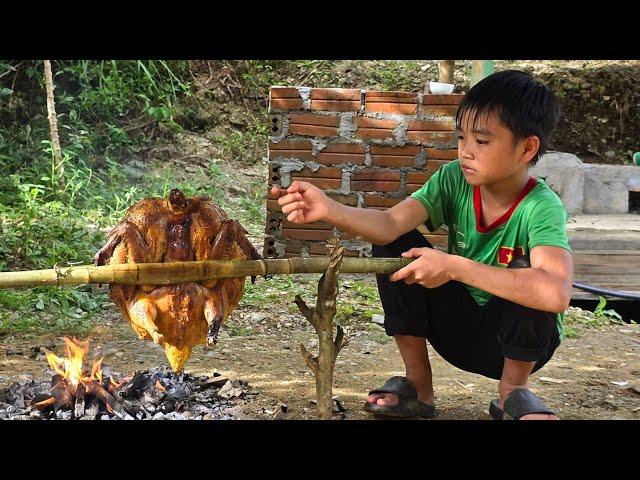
xmin=296 ymin=241 xmax=350 ymax=419
xmin=438 ymin=60 xmax=455 ymax=84
xmin=44 ymin=60 xmax=64 ymax=190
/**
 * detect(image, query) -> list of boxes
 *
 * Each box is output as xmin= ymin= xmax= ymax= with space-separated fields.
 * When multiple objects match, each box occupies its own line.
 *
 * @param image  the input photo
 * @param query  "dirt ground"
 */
xmin=1 ymin=286 xmax=639 ymax=421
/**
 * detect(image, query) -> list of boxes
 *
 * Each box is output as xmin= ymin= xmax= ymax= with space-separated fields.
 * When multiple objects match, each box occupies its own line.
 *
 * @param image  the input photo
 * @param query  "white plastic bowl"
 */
xmin=429 ymin=81 xmax=455 ymax=94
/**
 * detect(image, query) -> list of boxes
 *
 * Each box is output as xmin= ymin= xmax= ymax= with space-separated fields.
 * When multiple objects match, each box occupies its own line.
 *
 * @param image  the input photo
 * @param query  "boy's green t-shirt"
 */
xmin=410 ymin=160 xmax=572 ymax=340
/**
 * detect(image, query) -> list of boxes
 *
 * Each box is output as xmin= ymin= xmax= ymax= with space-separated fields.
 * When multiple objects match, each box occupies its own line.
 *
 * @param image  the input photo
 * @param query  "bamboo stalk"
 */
xmin=0 ymin=257 xmax=415 ymax=289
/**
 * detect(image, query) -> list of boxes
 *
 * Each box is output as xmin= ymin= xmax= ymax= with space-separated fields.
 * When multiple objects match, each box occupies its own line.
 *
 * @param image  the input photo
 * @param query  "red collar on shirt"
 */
xmin=473 ymin=177 xmax=537 ymax=233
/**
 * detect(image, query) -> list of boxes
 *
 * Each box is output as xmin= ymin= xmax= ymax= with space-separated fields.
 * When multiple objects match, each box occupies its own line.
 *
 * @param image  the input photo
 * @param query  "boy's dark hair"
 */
xmin=455 ymin=70 xmax=559 ymax=165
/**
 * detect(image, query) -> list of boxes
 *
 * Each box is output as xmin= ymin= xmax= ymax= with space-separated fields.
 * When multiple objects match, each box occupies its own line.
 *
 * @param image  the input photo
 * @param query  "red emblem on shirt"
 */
xmin=497 ymin=246 xmax=525 ymax=266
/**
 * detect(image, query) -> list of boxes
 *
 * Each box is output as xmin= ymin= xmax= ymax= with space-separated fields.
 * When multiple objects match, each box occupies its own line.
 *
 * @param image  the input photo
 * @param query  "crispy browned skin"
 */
xmin=95 ymin=189 xmax=260 ymax=372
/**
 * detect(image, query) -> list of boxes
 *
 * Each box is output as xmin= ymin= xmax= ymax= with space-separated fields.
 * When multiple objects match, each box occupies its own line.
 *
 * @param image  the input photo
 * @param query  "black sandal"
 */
xmin=363 ymin=376 xmax=436 ymax=419
xmin=489 ymin=388 xmax=557 ymax=420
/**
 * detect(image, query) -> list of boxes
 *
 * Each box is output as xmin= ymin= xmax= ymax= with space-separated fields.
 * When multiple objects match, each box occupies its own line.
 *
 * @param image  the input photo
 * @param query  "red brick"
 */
xmin=270 ymin=98 xmax=304 ymax=110
xmin=362 ymin=195 xmax=403 ymax=207
xmin=269 ymin=149 xmax=314 ymax=161
xmin=356 ymin=117 xmax=399 ymax=129
xmin=289 ymin=113 xmax=341 ymax=127
xmin=371 ymin=155 xmax=415 ymax=168
xmin=370 ymin=145 xmax=420 ymax=156
xmin=407 ymin=172 xmax=431 ymax=184
xmin=285 ymin=177 xmax=342 ymax=189
xmin=267 ymin=174 xmax=282 ymax=186
xmin=269 ymin=139 xmax=313 ymax=150
xmin=408 ymin=119 xmax=455 ymax=131
xmin=284 ymin=243 xmax=302 ymax=254
xmin=310 ymin=88 xmax=361 ymax=100
xmin=424 ymin=159 xmax=453 ymax=173
xmin=356 ymin=128 xmax=395 ymax=140
xmin=283 ymin=220 xmax=333 ymax=230
xmin=422 ymin=94 xmax=465 ymax=105
xmin=323 ymin=143 xmax=366 ymax=154
xmin=326 ymin=192 xmax=358 ymax=206
xmin=265 ymin=213 xmax=281 ymax=235
xmin=311 ymin=100 xmax=360 ymax=111
xmin=291 ymin=166 xmax=343 ymax=179
xmin=270 ymin=87 xmax=301 ymax=98
xmin=266 ymin=199 xmax=280 ymax=211
xmin=316 ymin=153 xmax=365 ymax=166
xmin=288 ymin=124 xmax=339 ymax=137
xmin=263 ymin=237 xmax=277 ymax=257
xmin=422 ymin=105 xmax=459 ymax=117
xmin=365 ymin=91 xmax=417 ymax=102
xmin=307 ymin=242 xmax=333 ymax=255
xmin=365 ymin=102 xmax=417 ymax=115
xmin=407 ymin=131 xmax=454 ymax=144
xmin=307 ymin=242 xmax=359 ymax=256
xmin=351 ymin=170 xmax=401 ymax=182
xmin=350 ymin=180 xmax=400 ymax=192
xmin=283 ymin=228 xmax=334 ymax=241
xmin=425 ymin=148 xmax=458 ymax=160
xmin=406 ymin=183 xmax=424 ymax=194
xmin=315 ymin=145 xmax=366 ymax=165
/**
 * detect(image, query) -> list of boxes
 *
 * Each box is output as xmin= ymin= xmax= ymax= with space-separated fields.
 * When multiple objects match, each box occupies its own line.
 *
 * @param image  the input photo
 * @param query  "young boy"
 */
xmin=270 ymin=70 xmax=573 ymax=420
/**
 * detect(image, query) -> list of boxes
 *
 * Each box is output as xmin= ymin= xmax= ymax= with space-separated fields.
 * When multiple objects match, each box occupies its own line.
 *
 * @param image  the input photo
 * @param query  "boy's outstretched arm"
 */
xmin=271 ymin=181 xmax=429 ymax=245
xmin=391 ymin=245 xmax=573 ymax=313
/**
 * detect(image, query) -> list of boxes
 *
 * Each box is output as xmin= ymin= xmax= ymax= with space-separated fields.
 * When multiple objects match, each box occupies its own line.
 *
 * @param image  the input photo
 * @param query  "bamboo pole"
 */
xmin=0 ymin=257 xmax=415 ymax=289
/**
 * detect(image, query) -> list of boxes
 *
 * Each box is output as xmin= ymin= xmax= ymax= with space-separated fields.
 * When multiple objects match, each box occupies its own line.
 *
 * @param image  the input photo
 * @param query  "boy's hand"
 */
xmin=389 ymin=247 xmax=453 ymax=288
xmin=270 ymin=181 xmax=330 ymax=224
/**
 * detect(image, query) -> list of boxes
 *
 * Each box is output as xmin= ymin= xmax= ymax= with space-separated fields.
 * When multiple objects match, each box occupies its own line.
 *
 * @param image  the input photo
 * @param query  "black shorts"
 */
xmin=372 ymin=229 xmax=561 ymax=381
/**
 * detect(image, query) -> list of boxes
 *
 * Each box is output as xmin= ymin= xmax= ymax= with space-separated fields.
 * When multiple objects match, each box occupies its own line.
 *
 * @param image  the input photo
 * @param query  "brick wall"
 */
xmin=264 ymin=86 xmax=463 ymax=258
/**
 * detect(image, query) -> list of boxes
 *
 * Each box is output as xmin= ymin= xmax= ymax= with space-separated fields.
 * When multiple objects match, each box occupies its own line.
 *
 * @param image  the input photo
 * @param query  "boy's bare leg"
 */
xmin=500 ymin=358 xmax=559 ymax=420
xmin=367 ymin=334 xmax=435 ymax=406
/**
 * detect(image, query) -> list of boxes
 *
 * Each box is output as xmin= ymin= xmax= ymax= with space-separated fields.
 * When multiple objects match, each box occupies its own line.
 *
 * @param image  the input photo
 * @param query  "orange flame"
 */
xmin=45 ymin=337 xmax=104 ymax=388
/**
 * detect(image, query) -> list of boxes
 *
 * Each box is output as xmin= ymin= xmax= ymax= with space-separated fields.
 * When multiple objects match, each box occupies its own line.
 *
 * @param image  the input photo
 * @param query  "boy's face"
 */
xmin=456 ymin=110 xmax=535 ymax=186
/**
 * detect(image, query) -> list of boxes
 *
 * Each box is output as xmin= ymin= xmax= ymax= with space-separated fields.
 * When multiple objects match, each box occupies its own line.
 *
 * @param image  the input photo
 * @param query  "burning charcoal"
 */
xmin=121 ymin=399 xmax=141 ymax=417
xmin=165 ymin=383 xmax=194 ymax=404
xmin=33 ymin=397 xmax=55 ymax=412
xmin=57 ymin=410 xmax=72 ymax=420
xmin=29 ymin=410 xmax=42 ymax=419
xmin=100 ymin=414 xmax=110 ymax=420
xmin=160 ymin=399 xmax=175 ymax=413
xmin=85 ymin=382 xmax=127 ymax=419
xmin=152 ymin=412 xmax=165 ymax=420
xmin=74 ymin=383 xmax=86 ymax=419
xmin=32 ymin=392 xmax=53 ymax=405
xmin=51 ymin=375 xmax=73 ymax=411
xmin=118 ymin=371 xmax=147 ymax=399
xmin=82 ymin=399 xmax=99 ymax=420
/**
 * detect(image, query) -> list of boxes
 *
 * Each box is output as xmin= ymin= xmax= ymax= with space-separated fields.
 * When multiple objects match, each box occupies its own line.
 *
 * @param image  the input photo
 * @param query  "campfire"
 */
xmin=35 ymin=336 xmax=128 ymax=418
xmin=0 ymin=337 xmax=252 ymax=420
